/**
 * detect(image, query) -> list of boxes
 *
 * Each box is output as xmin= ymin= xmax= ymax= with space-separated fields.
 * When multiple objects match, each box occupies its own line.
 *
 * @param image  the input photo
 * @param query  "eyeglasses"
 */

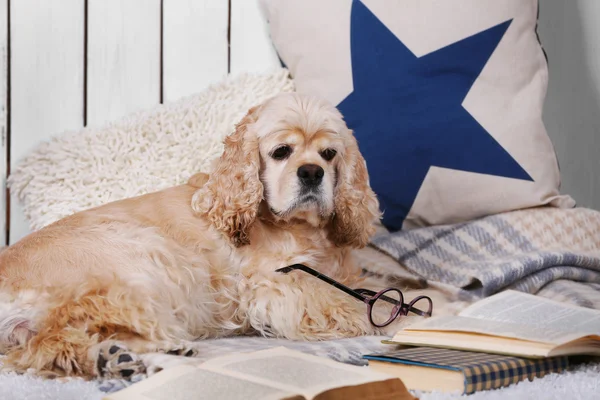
xmin=275 ymin=264 xmax=433 ymax=328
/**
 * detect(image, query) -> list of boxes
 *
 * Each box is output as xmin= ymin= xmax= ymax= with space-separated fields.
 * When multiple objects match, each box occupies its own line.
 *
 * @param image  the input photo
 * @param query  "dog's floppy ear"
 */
xmin=328 ymin=131 xmax=381 ymax=248
xmin=192 ymin=107 xmax=263 ymax=247
xmin=187 ymin=172 xmax=209 ymax=188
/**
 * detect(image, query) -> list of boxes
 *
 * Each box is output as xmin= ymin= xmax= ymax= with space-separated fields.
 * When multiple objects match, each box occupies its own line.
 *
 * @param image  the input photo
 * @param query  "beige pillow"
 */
xmin=261 ymin=0 xmax=575 ymax=231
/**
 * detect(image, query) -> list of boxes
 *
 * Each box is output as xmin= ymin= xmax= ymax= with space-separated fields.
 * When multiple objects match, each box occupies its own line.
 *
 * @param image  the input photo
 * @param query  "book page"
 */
xmin=202 ymin=347 xmax=396 ymax=398
xmin=403 ymin=315 xmax=587 ymax=344
xmin=103 ymin=364 xmax=300 ymax=400
xmin=459 ymin=290 xmax=600 ymax=336
xmin=404 ymin=290 xmax=600 ymax=344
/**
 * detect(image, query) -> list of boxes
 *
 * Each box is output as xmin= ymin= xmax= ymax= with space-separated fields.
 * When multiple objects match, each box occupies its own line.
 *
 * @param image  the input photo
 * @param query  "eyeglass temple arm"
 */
xmin=276 ymin=264 xmax=367 ymax=302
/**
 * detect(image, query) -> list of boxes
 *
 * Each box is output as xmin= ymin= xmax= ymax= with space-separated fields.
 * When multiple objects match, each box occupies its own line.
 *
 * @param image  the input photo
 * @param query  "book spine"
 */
xmin=462 ymin=357 xmax=569 ymax=395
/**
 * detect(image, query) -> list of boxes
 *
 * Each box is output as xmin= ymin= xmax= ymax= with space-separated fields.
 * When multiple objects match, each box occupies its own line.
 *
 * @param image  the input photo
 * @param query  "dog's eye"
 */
xmin=271 ymin=145 xmax=292 ymax=160
xmin=320 ymin=148 xmax=337 ymax=161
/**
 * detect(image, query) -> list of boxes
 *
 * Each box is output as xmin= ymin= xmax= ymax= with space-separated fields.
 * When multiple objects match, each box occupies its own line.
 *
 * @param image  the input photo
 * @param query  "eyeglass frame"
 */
xmin=275 ymin=264 xmax=433 ymax=327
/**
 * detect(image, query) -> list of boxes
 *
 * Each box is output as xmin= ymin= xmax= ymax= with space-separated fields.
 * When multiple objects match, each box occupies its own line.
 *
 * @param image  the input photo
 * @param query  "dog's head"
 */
xmin=193 ymin=93 xmax=380 ymax=248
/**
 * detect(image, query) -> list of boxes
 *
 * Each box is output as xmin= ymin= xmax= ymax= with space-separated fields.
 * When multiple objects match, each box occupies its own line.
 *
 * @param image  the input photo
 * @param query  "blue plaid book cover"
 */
xmin=364 ymin=347 xmax=569 ymax=395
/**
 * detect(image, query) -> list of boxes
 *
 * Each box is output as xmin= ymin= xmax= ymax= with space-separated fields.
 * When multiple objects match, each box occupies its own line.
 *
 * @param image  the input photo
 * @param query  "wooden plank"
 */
xmin=0 ymin=0 xmax=6 ymax=245
xmin=163 ymin=0 xmax=228 ymax=102
xmin=230 ymin=0 xmax=280 ymax=75
xmin=10 ymin=0 xmax=84 ymax=244
xmin=87 ymin=0 xmax=161 ymax=126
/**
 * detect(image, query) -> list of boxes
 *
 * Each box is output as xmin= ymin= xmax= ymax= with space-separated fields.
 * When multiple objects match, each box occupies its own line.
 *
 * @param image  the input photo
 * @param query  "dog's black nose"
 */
xmin=297 ymin=164 xmax=324 ymax=186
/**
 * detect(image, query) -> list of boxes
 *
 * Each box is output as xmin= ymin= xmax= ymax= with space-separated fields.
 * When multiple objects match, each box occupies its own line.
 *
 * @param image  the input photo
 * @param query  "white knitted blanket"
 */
xmin=8 ymin=69 xmax=295 ymax=231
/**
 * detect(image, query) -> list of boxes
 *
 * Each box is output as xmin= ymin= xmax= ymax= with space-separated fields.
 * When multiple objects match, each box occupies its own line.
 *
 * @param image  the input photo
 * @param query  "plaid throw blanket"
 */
xmin=370 ymin=206 xmax=600 ymax=309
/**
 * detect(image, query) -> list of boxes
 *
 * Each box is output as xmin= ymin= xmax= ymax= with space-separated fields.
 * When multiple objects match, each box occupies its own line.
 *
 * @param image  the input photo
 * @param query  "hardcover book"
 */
xmin=364 ymin=347 xmax=569 ymax=394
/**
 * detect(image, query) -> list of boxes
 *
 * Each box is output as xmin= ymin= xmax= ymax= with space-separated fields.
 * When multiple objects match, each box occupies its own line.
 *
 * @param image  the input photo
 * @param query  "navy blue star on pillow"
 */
xmin=338 ymin=0 xmax=533 ymax=231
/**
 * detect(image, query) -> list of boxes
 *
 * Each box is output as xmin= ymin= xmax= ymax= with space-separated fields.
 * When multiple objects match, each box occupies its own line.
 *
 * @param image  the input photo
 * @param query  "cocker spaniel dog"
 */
xmin=0 ymin=93 xmax=415 ymax=380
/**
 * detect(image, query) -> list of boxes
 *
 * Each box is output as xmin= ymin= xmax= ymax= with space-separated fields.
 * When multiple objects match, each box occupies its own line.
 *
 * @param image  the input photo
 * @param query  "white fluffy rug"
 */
xmin=1 ymin=362 xmax=598 ymax=400
xmin=8 ymin=69 xmax=294 ymax=231
xmin=0 ymin=374 xmax=104 ymax=400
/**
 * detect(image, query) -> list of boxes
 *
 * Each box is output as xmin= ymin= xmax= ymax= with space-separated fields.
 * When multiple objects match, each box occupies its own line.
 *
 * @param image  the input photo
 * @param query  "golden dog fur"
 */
xmin=0 ymin=93 xmax=443 ymax=379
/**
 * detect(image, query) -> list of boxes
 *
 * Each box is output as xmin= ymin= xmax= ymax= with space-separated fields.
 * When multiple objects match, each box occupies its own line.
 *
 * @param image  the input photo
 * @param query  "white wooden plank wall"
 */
xmin=163 ymin=0 xmax=228 ymax=102
xmin=0 ymin=0 xmax=6 ymax=246
xmin=230 ymin=0 xmax=280 ymax=74
xmin=87 ymin=0 xmax=161 ymax=126
xmin=5 ymin=0 xmax=279 ymax=245
xmin=10 ymin=0 xmax=85 ymax=244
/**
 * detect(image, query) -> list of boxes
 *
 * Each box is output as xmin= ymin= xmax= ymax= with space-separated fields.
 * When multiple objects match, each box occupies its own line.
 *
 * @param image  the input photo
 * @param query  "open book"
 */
xmin=386 ymin=290 xmax=600 ymax=358
xmin=103 ymin=347 xmax=416 ymax=400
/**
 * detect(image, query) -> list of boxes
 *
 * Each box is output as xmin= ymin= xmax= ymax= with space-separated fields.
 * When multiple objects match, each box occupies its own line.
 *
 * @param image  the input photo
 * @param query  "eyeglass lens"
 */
xmin=408 ymin=296 xmax=433 ymax=317
xmin=370 ymin=289 xmax=402 ymax=326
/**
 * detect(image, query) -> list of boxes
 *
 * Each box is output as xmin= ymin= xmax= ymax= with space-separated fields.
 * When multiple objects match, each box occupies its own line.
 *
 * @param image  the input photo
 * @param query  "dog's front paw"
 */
xmin=165 ymin=345 xmax=198 ymax=358
xmin=96 ymin=341 xmax=146 ymax=380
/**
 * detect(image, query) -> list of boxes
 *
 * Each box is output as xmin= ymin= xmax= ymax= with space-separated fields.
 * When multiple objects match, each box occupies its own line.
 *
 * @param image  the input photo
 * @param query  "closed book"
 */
xmin=364 ymin=347 xmax=569 ymax=395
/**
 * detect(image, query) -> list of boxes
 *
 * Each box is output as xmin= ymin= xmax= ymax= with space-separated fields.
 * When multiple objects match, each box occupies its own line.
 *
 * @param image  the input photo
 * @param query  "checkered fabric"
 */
xmin=364 ymin=347 xmax=569 ymax=394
